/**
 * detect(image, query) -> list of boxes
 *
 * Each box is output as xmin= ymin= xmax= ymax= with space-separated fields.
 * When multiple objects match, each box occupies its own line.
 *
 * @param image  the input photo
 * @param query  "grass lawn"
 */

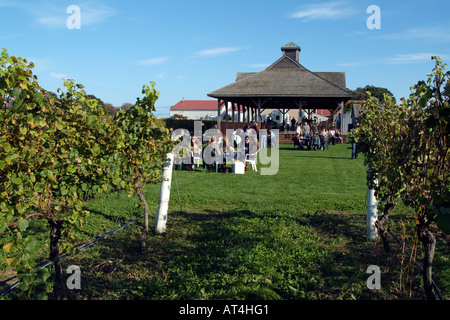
xmin=1 ymin=143 xmax=449 ymax=300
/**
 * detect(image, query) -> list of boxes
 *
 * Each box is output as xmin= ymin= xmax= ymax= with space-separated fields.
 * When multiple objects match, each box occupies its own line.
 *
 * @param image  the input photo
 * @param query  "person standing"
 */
xmin=351 ymin=121 xmax=359 ymax=159
xmin=291 ymin=117 xmax=296 ymax=131
xmin=302 ymin=121 xmax=310 ymax=139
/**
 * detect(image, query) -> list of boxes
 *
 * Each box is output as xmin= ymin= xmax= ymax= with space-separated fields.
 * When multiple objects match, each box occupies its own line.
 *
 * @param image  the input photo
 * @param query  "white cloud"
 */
xmin=246 ymin=63 xmax=270 ymax=69
xmin=50 ymin=72 xmax=69 ymax=79
xmin=386 ymin=53 xmax=449 ymax=64
xmin=36 ymin=15 xmax=64 ymax=28
xmin=29 ymin=2 xmax=116 ymax=28
xmin=80 ymin=3 xmax=116 ymax=26
xmin=194 ymin=47 xmax=242 ymax=57
xmin=382 ymin=27 xmax=450 ymax=43
xmin=0 ymin=0 xmax=17 ymax=8
xmin=336 ymin=61 xmax=366 ymax=68
xmin=337 ymin=53 xmax=449 ymax=68
xmin=134 ymin=57 xmax=171 ymax=65
xmin=0 ymin=33 xmax=23 ymax=40
xmin=290 ymin=1 xmax=357 ymax=21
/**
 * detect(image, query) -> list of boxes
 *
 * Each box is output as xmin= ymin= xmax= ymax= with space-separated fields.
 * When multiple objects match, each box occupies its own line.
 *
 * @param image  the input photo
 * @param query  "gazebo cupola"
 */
xmin=281 ymin=42 xmax=301 ymax=63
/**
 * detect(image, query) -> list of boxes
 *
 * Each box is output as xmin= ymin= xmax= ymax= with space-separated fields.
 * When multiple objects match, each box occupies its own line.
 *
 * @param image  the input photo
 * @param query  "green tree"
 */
xmin=399 ymin=57 xmax=449 ymax=299
xmin=1 ymin=49 xmax=175 ymax=298
xmin=351 ymin=92 xmax=408 ymax=252
xmin=0 ymin=60 xmax=120 ymax=298
xmin=351 ymin=85 xmax=395 ymax=103
xmin=351 ymin=57 xmax=449 ymax=300
xmin=113 ymin=82 xmax=175 ymax=251
xmin=0 ymin=49 xmax=156 ymax=299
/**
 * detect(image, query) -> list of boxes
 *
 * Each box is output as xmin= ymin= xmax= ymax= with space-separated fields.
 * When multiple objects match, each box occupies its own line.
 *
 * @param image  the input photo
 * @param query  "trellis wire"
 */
xmin=0 ymin=215 xmax=142 ymax=297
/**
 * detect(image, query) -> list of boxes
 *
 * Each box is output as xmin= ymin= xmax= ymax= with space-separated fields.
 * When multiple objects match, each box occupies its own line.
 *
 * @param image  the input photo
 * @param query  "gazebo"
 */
xmin=207 ymin=42 xmax=352 ymax=136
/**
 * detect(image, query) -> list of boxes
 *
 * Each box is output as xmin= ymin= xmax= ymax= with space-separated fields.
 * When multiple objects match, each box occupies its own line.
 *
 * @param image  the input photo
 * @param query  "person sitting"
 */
xmin=311 ymin=133 xmax=321 ymax=150
xmin=329 ymin=129 xmax=336 ymax=145
xmin=292 ymin=133 xmax=303 ymax=150
xmin=219 ymin=136 xmax=233 ymax=172
xmin=319 ymin=133 xmax=325 ymax=150
xmin=203 ymin=136 xmax=220 ymax=171
xmin=190 ymin=136 xmax=201 ymax=168
xmin=244 ymin=135 xmax=250 ymax=156
xmin=334 ymin=129 xmax=341 ymax=144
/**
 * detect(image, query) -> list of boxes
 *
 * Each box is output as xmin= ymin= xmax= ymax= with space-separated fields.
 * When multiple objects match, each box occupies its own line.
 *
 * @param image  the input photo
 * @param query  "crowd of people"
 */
xmin=170 ymin=121 xmax=263 ymax=173
xmin=291 ymin=121 xmax=342 ymax=151
xmin=170 ymin=118 xmax=345 ymax=173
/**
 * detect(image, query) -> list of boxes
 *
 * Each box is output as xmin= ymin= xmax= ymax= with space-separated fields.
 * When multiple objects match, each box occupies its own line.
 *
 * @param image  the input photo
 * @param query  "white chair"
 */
xmin=192 ymin=151 xmax=202 ymax=167
xmin=245 ymin=150 xmax=258 ymax=172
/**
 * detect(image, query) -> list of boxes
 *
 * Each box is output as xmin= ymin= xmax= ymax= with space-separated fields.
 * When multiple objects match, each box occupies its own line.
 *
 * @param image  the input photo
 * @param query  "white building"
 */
xmin=169 ymin=100 xmax=239 ymax=120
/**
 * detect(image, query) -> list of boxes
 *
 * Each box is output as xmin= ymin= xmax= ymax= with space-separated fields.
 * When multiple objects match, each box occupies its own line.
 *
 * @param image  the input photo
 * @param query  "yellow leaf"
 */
xmin=3 ymin=242 xmax=14 ymax=253
xmin=5 ymin=257 xmax=14 ymax=266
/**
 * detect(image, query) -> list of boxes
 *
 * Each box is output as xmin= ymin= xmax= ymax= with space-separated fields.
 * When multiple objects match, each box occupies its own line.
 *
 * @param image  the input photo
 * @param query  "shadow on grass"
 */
xmin=62 ymin=205 xmax=413 ymax=300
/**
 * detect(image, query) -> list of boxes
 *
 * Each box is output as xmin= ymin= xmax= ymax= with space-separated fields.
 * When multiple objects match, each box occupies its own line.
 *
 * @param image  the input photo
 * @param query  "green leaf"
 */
xmin=1 ymin=142 xmax=11 ymax=152
xmin=19 ymin=218 xmax=29 ymax=231
xmin=25 ymin=238 xmax=37 ymax=251
xmin=0 ymin=221 xmax=7 ymax=233
xmin=67 ymin=166 xmax=76 ymax=173
xmin=12 ymin=176 xmax=22 ymax=185
xmin=36 ymin=268 xmax=50 ymax=282
xmin=87 ymin=115 xmax=96 ymax=127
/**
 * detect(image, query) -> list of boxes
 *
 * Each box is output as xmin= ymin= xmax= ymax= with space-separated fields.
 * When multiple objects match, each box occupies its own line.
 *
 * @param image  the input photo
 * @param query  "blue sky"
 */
xmin=1 ymin=0 xmax=449 ymax=117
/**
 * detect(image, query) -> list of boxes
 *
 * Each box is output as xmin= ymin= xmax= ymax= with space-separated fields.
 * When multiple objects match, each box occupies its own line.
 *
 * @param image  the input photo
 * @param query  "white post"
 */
xmin=155 ymin=153 xmax=174 ymax=234
xmin=366 ymin=166 xmax=378 ymax=241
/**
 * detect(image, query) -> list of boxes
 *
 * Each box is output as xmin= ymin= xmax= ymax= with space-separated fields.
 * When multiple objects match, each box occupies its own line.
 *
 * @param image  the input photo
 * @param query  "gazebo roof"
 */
xmin=207 ymin=43 xmax=352 ymax=109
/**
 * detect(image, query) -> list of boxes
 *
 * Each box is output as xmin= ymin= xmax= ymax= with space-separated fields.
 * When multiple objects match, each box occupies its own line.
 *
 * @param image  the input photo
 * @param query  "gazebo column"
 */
xmin=225 ymin=100 xmax=229 ymax=123
xmin=247 ymin=106 xmax=250 ymax=123
xmin=293 ymin=99 xmax=303 ymax=125
xmin=217 ymin=99 xmax=225 ymax=129
xmin=237 ymin=104 xmax=241 ymax=122
xmin=278 ymin=108 xmax=290 ymax=129
xmin=251 ymin=98 xmax=268 ymax=127
xmin=339 ymin=100 xmax=344 ymax=133
xmin=231 ymin=103 xmax=235 ymax=123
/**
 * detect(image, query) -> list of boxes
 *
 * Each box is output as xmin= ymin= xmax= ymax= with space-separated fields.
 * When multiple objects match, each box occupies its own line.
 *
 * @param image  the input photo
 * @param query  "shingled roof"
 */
xmin=207 ymin=42 xmax=351 ymax=110
xmin=208 ymin=55 xmax=350 ymax=99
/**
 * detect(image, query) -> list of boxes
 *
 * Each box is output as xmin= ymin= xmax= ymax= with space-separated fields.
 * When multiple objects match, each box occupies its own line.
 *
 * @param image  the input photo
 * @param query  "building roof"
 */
xmin=208 ymin=55 xmax=350 ymax=99
xmin=207 ymin=42 xmax=352 ymax=110
xmin=171 ymin=100 xmax=218 ymax=111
